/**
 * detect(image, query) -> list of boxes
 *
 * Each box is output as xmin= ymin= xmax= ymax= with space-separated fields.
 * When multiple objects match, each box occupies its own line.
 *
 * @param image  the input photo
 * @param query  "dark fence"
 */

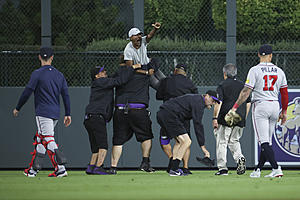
xmin=1 ymin=51 xmax=299 ymax=87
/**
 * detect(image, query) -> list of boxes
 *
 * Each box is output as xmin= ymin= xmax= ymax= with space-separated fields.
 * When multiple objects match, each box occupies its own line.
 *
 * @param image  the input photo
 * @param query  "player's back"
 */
xmin=245 ymin=62 xmax=287 ymax=101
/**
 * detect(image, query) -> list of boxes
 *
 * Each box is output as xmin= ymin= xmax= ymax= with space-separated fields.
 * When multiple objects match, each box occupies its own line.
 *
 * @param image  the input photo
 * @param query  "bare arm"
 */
xmin=125 ymin=60 xmax=133 ymax=67
xmin=212 ymin=102 xmax=222 ymax=129
xmin=146 ymin=22 xmax=161 ymax=43
xmin=246 ymin=102 xmax=251 ymax=119
xmin=232 ymin=86 xmax=252 ymax=111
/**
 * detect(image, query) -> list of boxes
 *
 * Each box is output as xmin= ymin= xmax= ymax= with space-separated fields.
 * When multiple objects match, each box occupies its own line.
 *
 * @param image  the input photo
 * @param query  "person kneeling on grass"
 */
xmin=84 ymin=64 xmax=140 ymax=175
xmin=157 ymin=90 xmax=220 ymax=176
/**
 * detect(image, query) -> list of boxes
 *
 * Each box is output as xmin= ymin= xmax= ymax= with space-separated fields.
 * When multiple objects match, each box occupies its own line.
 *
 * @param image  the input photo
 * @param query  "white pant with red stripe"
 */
xmin=35 ymin=116 xmax=58 ymax=153
xmin=252 ymin=101 xmax=279 ymax=145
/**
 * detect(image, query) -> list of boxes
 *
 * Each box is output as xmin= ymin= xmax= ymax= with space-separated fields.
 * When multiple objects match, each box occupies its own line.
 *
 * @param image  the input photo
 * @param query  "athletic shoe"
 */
xmin=107 ymin=168 xmax=117 ymax=175
xmin=250 ymin=168 xmax=261 ymax=178
xmin=215 ymin=169 xmax=228 ymax=176
xmin=93 ymin=166 xmax=108 ymax=175
xmin=48 ymin=170 xmax=68 ymax=177
xmin=169 ymin=169 xmax=184 ymax=176
xmin=237 ymin=157 xmax=246 ymax=175
xmin=85 ymin=165 xmax=95 ymax=175
xmin=23 ymin=168 xmax=37 ymax=177
xmin=139 ymin=161 xmax=155 ymax=173
xmin=182 ymin=168 xmax=192 ymax=175
xmin=264 ymin=166 xmax=283 ymax=178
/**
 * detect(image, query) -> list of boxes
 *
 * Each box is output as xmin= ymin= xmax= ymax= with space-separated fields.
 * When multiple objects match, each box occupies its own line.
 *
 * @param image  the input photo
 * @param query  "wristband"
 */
xmin=145 ymin=71 xmax=149 ymax=75
xmin=212 ymin=117 xmax=218 ymax=120
xmin=233 ymin=103 xmax=239 ymax=109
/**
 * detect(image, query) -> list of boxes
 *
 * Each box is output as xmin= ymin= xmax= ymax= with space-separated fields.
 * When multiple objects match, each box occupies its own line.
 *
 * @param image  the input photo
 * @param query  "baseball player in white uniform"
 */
xmin=227 ymin=44 xmax=288 ymax=178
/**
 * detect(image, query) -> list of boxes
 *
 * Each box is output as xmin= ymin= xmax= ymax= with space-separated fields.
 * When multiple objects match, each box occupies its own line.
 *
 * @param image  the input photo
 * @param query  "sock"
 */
xmin=167 ymin=157 xmax=173 ymax=172
xmin=110 ymin=166 xmax=117 ymax=170
xmin=262 ymin=143 xmax=278 ymax=169
xmin=171 ymin=159 xmax=180 ymax=171
xmin=142 ymin=157 xmax=150 ymax=163
xmin=256 ymin=148 xmax=267 ymax=170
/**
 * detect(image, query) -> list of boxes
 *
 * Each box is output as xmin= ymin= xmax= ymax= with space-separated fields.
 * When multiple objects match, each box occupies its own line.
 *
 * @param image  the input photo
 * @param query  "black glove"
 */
xmin=196 ymin=156 xmax=215 ymax=167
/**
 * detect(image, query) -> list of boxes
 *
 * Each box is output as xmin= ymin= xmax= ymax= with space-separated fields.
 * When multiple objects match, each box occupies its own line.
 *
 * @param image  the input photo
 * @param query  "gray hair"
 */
xmin=223 ymin=63 xmax=237 ymax=78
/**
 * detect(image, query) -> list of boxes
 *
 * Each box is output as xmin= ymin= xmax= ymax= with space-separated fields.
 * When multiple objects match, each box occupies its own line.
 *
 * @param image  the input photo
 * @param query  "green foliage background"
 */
xmin=1 ymin=0 xmax=299 ymax=50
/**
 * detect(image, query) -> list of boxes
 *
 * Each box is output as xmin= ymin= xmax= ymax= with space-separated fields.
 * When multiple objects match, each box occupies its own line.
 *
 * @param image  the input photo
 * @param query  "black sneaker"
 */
xmin=107 ymin=167 xmax=117 ymax=175
xmin=215 ymin=169 xmax=228 ymax=176
xmin=93 ymin=166 xmax=108 ymax=175
xmin=85 ymin=165 xmax=95 ymax=175
xmin=237 ymin=157 xmax=246 ymax=175
xmin=139 ymin=161 xmax=155 ymax=173
xmin=182 ymin=168 xmax=192 ymax=175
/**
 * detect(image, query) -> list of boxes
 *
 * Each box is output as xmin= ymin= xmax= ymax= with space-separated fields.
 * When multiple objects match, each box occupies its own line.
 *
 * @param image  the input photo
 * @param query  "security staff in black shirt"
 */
xmin=156 ymin=64 xmax=198 ymax=175
xmin=157 ymin=91 xmax=220 ymax=176
xmin=109 ymin=58 xmax=158 ymax=174
xmin=83 ymin=64 xmax=140 ymax=175
xmin=212 ymin=63 xmax=251 ymax=176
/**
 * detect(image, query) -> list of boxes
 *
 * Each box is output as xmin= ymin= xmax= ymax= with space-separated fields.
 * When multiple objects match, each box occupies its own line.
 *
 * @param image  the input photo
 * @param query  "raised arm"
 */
xmin=146 ymin=22 xmax=161 ymax=43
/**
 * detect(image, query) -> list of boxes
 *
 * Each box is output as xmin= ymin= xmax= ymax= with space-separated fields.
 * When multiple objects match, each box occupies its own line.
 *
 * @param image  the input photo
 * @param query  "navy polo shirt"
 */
xmin=16 ymin=65 xmax=70 ymax=119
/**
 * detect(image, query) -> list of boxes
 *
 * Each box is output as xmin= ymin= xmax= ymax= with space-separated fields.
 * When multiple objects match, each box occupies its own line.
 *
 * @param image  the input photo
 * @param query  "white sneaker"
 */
xmin=264 ymin=166 xmax=283 ymax=178
xmin=250 ymin=168 xmax=261 ymax=178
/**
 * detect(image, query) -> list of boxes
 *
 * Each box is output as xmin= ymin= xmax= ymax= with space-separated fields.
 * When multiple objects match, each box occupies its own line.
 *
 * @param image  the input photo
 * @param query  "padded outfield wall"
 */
xmin=1 ymin=86 xmax=259 ymax=169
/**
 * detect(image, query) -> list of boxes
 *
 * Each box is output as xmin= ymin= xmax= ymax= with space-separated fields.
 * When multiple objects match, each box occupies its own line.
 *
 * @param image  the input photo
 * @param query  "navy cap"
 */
xmin=206 ymin=90 xmax=221 ymax=104
xmin=259 ymin=44 xmax=272 ymax=56
xmin=40 ymin=47 xmax=53 ymax=59
xmin=175 ymin=63 xmax=187 ymax=71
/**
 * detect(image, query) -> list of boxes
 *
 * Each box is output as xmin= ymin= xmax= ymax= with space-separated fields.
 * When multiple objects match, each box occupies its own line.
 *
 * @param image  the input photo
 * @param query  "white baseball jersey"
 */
xmin=124 ymin=36 xmax=150 ymax=65
xmin=245 ymin=62 xmax=288 ymax=101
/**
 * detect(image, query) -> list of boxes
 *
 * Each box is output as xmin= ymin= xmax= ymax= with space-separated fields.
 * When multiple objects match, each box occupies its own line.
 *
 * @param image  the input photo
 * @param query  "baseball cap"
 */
xmin=40 ymin=47 xmax=53 ymax=60
xmin=175 ymin=63 xmax=187 ymax=71
xmin=91 ymin=65 xmax=105 ymax=80
xmin=128 ymin=28 xmax=143 ymax=38
xmin=259 ymin=44 xmax=272 ymax=56
xmin=206 ymin=90 xmax=221 ymax=104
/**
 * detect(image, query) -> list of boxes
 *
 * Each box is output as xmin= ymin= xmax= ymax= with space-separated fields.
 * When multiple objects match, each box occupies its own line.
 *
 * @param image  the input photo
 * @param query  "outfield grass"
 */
xmin=0 ymin=170 xmax=299 ymax=200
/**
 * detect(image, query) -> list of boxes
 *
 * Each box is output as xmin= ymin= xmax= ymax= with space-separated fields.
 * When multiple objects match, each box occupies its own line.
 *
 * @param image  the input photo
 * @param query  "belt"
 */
xmin=116 ymin=107 xmax=145 ymax=110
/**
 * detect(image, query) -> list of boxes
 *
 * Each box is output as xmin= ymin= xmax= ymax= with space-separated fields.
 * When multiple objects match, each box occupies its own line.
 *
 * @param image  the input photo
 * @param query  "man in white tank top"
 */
xmin=227 ymin=44 xmax=289 ymax=178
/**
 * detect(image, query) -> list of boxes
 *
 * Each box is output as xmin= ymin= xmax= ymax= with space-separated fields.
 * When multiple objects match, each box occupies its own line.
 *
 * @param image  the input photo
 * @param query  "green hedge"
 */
xmin=86 ymin=38 xmax=300 ymax=52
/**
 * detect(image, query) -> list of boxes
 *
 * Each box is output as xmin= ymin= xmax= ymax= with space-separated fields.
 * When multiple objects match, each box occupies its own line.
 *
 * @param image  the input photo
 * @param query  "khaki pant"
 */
xmin=214 ymin=125 xmax=244 ymax=170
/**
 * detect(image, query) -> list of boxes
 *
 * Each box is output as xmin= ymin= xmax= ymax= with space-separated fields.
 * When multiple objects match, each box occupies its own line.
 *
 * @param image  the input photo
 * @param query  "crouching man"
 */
xmin=157 ymin=90 xmax=220 ymax=176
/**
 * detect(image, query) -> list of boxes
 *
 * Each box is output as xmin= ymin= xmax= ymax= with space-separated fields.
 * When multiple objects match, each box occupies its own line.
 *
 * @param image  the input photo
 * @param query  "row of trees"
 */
xmin=0 ymin=0 xmax=299 ymax=50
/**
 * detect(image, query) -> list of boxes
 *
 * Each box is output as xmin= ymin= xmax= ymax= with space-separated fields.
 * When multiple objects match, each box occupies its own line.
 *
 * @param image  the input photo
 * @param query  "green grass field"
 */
xmin=1 ymin=170 xmax=300 ymax=200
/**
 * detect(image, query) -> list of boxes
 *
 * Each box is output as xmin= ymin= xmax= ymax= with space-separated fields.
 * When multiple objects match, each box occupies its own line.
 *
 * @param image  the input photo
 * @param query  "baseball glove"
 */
xmin=225 ymin=109 xmax=242 ymax=126
xmin=196 ymin=156 xmax=215 ymax=167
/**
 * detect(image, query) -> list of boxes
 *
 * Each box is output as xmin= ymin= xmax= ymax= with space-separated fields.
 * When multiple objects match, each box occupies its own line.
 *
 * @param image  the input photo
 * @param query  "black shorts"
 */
xmin=113 ymin=109 xmax=153 ymax=145
xmin=83 ymin=114 xmax=108 ymax=152
xmin=160 ymin=119 xmax=190 ymax=138
xmin=157 ymin=108 xmax=188 ymax=139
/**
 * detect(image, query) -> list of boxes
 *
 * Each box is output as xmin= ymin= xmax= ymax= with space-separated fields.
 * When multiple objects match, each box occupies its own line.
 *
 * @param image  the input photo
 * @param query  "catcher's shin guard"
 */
xmin=32 ymin=152 xmax=46 ymax=171
xmin=54 ymin=149 xmax=67 ymax=165
xmin=25 ymin=132 xmax=44 ymax=172
xmin=47 ymin=149 xmax=68 ymax=169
